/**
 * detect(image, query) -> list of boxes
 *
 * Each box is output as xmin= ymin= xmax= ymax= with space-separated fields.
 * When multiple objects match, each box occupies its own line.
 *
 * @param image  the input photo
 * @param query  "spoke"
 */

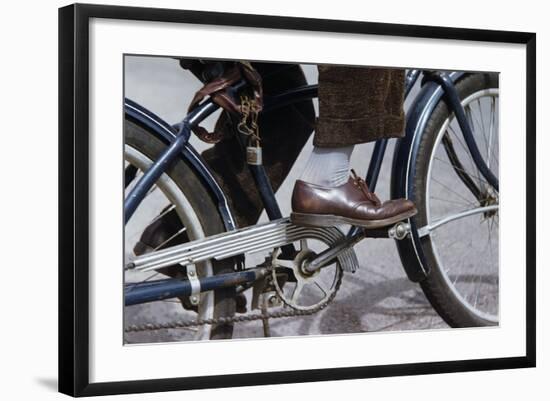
xmin=447 ymin=124 xmax=481 ymax=184
xmin=481 ymin=97 xmax=499 ymax=170
xmin=432 ymin=233 xmax=461 ymax=250
xmin=125 ymin=272 xmax=162 ymax=292
xmin=473 ymin=276 xmax=481 ymax=309
xmin=429 ymin=195 xmax=473 ymax=207
xmin=464 ymin=107 xmax=485 ymax=192
xmin=434 ymin=156 xmax=489 ymax=188
xmin=467 ymin=104 xmax=483 ymax=138
xmin=475 ymin=99 xmax=492 ymax=175
xmin=447 ymin=124 xmax=472 ymax=164
xmin=153 ymin=227 xmax=187 ymax=251
xmin=148 ymin=204 xmax=176 ymax=226
xmin=452 ymin=264 xmax=463 ymax=287
xmin=475 ymin=100 xmax=490 ymax=157
xmin=472 ymin=219 xmax=494 ymax=311
xmin=477 ymin=99 xmax=487 ymax=139
xmin=489 ymin=214 xmax=498 ymax=232
xmin=431 ymin=177 xmax=477 ymax=207
xmin=479 ymin=97 xmax=499 ymax=170
xmin=486 ymin=216 xmax=495 ymax=264
xmin=300 ymin=239 xmax=309 ymax=252
xmin=484 ymin=125 xmax=499 ymax=171
xmin=487 ymin=97 xmax=496 ymax=169
xmin=492 ymin=99 xmax=500 ymax=166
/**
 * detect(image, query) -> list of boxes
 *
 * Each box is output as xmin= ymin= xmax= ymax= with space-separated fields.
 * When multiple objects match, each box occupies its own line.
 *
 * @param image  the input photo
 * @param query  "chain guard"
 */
xmin=125 ymin=220 xmax=357 ymax=333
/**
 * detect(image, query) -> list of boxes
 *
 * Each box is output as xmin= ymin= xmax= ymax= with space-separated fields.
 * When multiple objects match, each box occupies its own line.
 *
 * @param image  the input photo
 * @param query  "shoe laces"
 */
xmin=351 ymin=169 xmax=381 ymax=206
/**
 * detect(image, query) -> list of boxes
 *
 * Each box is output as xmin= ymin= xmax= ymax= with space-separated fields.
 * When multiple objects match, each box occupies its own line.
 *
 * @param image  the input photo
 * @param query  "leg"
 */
xmin=293 ymin=65 xmax=417 ymax=228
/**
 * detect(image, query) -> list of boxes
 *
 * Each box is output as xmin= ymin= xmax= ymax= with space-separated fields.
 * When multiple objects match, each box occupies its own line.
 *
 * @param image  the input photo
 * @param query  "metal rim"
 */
xmin=124 ymin=144 xmax=214 ymax=341
xmin=424 ymin=88 xmax=499 ymax=323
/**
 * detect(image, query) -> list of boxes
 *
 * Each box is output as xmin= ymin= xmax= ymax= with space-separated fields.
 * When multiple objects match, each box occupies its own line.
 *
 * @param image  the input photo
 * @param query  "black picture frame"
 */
xmin=59 ymin=3 xmax=536 ymax=397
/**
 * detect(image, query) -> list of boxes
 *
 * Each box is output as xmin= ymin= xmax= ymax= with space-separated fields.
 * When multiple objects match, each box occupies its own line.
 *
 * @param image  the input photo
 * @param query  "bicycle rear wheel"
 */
xmin=124 ymin=118 xmax=235 ymax=341
xmin=407 ymin=73 xmax=499 ymax=327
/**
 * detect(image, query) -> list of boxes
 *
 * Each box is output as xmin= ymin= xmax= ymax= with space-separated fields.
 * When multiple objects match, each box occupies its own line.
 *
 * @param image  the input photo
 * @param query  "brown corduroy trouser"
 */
xmin=315 ymin=65 xmax=405 ymax=147
xmin=201 ymin=64 xmax=406 ymax=227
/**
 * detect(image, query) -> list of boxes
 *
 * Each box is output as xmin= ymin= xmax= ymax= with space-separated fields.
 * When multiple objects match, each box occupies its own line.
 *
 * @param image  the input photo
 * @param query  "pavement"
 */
xmin=123 ymin=56 xmax=494 ymax=343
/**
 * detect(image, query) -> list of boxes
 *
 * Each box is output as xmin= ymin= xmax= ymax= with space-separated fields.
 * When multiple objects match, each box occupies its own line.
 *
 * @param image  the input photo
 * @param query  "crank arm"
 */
xmin=304 ymin=221 xmax=412 ymax=273
xmin=303 ymin=230 xmax=365 ymax=273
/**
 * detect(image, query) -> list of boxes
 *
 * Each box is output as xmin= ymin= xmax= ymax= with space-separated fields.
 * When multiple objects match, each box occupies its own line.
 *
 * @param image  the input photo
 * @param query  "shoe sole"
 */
xmin=290 ymin=208 xmax=417 ymax=229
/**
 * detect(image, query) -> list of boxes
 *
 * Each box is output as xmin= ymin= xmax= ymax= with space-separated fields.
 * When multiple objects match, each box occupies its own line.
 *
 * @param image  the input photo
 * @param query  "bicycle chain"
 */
xmin=124 ymin=268 xmax=343 ymax=333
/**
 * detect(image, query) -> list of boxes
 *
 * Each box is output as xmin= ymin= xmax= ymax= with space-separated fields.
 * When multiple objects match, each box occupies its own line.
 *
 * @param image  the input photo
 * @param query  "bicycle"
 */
xmin=123 ymin=60 xmax=499 ymax=341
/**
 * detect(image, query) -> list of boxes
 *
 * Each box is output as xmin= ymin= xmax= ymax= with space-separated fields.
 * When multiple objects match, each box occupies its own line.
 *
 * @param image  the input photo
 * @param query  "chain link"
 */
xmin=124 ymin=269 xmax=342 ymax=333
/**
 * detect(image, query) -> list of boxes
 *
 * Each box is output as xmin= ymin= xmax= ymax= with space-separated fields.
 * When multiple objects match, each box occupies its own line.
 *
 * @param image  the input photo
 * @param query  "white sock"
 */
xmin=300 ymin=145 xmax=354 ymax=187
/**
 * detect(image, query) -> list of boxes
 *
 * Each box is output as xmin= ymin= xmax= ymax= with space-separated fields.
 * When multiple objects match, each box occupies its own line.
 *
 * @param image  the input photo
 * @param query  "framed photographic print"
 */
xmin=58 ymin=3 xmax=536 ymax=396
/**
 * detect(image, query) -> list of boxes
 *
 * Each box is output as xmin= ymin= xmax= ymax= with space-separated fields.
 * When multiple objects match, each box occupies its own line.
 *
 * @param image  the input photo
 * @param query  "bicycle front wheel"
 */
xmin=410 ymin=73 xmax=499 ymax=327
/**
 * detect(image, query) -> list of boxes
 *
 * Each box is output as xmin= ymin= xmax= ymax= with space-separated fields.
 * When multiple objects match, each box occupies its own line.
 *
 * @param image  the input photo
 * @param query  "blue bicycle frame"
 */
xmin=124 ymin=69 xmax=498 ymax=305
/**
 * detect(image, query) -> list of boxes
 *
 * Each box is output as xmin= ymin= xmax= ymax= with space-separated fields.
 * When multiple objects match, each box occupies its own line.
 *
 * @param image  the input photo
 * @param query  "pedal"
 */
xmin=388 ymin=222 xmax=411 ymax=240
xmin=363 ymin=221 xmax=411 ymax=240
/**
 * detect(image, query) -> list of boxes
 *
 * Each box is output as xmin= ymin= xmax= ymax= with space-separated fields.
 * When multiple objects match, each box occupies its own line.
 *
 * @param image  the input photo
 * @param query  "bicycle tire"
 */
xmin=124 ymin=118 xmax=236 ymax=340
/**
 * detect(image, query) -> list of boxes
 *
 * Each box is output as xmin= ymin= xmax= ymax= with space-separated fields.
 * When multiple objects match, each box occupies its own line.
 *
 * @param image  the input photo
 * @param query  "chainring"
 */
xmin=271 ymin=239 xmax=343 ymax=311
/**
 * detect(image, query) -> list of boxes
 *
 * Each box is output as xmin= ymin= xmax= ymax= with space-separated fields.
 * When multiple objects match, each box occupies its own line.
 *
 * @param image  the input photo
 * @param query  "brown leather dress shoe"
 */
xmin=290 ymin=170 xmax=417 ymax=228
